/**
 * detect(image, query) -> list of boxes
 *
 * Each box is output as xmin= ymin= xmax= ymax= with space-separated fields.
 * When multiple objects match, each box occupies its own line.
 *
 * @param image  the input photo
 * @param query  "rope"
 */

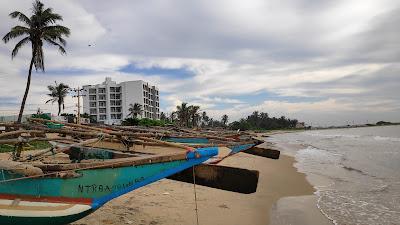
xmin=192 ymin=166 xmax=200 ymax=225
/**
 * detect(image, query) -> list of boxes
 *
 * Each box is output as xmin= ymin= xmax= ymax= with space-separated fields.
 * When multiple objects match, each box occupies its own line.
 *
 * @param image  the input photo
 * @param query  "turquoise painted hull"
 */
xmin=0 ymin=147 xmax=218 ymax=225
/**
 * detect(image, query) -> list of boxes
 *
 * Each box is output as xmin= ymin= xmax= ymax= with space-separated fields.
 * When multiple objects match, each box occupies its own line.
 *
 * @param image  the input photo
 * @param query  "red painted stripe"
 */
xmin=0 ymin=194 xmax=93 ymax=205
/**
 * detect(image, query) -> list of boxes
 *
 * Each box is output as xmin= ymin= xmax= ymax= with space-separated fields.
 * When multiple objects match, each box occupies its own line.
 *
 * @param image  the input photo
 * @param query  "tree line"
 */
xmin=159 ymin=102 xmax=229 ymax=128
xmin=229 ymin=111 xmax=298 ymax=130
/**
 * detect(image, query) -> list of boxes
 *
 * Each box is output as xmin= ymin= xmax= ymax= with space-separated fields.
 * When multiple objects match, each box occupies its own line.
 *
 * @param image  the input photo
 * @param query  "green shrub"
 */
xmin=122 ymin=117 xmax=140 ymax=126
xmin=122 ymin=118 xmax=168 ymax=127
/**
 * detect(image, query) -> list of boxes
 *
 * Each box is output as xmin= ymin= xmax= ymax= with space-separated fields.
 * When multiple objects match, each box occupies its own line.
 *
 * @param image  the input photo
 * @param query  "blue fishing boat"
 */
xmin=0 ymin=143 xmax=217 ymax=225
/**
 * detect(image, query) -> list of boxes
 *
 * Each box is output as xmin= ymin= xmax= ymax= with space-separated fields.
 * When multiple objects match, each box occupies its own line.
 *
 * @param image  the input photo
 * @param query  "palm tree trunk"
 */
xmin=17 ymin=56 xmax=34 ymax=123
xmin=58 ymin=101 xmax=61 ymax=116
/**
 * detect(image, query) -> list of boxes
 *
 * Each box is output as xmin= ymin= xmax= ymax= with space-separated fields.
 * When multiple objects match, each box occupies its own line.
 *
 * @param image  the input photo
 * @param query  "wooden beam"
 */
xmin=168 ymin=164 xmax=259 ymax=194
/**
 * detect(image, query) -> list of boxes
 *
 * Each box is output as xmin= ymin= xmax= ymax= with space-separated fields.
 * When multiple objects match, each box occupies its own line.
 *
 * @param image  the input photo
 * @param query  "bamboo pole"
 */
xmin=0 ymin=130 xmax=45 ymax=139
xmin=137 ymin=136 xmax=195 ymax=151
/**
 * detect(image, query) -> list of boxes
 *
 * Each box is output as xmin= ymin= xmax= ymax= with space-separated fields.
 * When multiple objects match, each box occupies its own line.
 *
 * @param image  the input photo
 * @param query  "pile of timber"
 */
xmin=0 ymin=118 xmax=260 ymax=177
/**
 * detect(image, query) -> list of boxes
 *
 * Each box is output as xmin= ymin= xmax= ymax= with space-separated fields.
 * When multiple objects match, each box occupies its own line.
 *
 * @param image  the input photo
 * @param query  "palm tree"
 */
xmin=45 ymin=81 xmax=70 ymax=116
xmin=160 ymin=112 xmax=167 ymax=121
xmin=188 ymin=105 xmax=200 ymax=127
xmin=201 ymin=111 xmax=209 ymax=127
xmin=3 ymin=0 xmax=70 ymax=123
xmin=221 ymin=114 xmax=229 ymax=126
xmin=170 ymin=111 xmax=177 ymax=123
xmin=176 ymin=102 xmax=189 ymax=127
xmin=127 ymin=103 xmax=143 ymax=118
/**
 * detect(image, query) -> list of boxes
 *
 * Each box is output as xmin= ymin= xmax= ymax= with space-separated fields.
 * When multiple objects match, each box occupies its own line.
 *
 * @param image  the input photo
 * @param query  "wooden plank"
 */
xmin=168 ymin=164 xmax=259 ymax=194
xmin=32 ymin=152 xmax=187 ymax=171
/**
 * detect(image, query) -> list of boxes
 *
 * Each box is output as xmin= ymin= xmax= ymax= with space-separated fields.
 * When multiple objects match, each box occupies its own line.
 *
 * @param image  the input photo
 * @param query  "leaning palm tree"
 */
xmin=3 ymin=0 xmax=70 ymax=123
xmin=45 ymin=81 xmax=70 ymax=116
xmin=127 ymin=103 xmax=143 ymax=118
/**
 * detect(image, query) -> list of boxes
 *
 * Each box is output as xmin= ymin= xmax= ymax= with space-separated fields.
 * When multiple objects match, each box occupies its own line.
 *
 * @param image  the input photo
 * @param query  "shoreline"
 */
xmin=71 ymin=137 xmax=330 ymax=225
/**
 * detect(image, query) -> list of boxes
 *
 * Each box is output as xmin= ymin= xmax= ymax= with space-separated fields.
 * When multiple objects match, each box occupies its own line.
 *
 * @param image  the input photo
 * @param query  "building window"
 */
xmin=115 ymin=94 xmax=121 ymax=99
xmin=90 ymin=109 xmax=97 ymax=114
xmin=116 ymin=87 xmax=121 ymax=92
xmin=98 ymin=88 xmax=106 ymax=93
xmin=99 ymin=115 xmax=106 ymax=120
xmin=98 ymin=94 xmax=106 ymax=100
xmin=89 ymin=89 xmax=96 ymax=94
xmin=99 ymin=108 xmax=106 ymax=114
xmin=89 ymin=95 xmax=96 ymax=101
xmin=111 ymin=107 xmax=121 ymax=113
xmin=90 ymin=102 xmax=96 ymax=107
xmin=99 ymin=101 xmax=106 ymax=107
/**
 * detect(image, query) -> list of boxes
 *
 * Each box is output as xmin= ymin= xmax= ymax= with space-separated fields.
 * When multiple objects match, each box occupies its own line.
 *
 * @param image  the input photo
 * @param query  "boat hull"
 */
xmin=0 ymin=147 xmax=217 ymax=225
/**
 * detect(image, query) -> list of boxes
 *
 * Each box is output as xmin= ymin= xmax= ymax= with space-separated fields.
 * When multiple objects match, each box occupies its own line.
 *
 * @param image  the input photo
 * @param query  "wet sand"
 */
xmin=72 ymin=141 xmax=330 ymax=225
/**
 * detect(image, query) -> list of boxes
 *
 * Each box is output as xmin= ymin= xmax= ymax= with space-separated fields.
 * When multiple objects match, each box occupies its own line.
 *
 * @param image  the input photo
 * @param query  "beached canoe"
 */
xmin=161 ymin=136 xmax=262 ymax=164
xmin=0 ymin=146 xmax=217 ymax=225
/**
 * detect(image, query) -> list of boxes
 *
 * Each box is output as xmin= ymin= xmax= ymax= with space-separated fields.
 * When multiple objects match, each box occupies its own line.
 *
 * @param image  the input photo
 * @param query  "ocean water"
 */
xmin=269 ymin=126 xmax=400 ymax=225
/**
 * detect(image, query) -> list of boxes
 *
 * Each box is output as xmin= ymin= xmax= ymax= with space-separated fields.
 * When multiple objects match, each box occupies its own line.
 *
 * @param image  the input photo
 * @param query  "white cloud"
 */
xmin=1 ymin=0 xmax=400 ymax=125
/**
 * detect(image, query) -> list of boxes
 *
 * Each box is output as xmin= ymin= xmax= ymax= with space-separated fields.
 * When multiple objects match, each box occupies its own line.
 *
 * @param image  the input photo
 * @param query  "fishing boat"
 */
xmin=0 ymin=118 xmax=275 ymax=224
xmin=0 ymin=137 xmax=217 ymax=225
xmin=161 ymin=135 xmax=263 ymax=164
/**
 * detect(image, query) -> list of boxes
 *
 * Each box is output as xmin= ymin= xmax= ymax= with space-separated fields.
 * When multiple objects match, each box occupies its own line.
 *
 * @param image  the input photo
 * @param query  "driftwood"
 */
xmin=0 ymin=160 xmax=43 ymax=176
xmin=0 ymin=130 xmax=44 ymax=139
xmin=19 ymin=147 xmax=54 ymax=162
xmin=0 ymin=137 xmax=77 ymax=145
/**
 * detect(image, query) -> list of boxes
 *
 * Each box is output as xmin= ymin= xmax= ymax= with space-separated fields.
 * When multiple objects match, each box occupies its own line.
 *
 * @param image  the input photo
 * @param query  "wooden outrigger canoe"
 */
xmin=161 ymin=136 xmax=264 ymax=164
xmin=0 ymin=142 xmax=217 ymax=225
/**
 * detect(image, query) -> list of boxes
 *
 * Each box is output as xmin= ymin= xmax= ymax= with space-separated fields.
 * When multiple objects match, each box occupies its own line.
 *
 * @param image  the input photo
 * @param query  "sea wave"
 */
xmin=373 ymin=136 xmax=400 ymax=142
xmin=306 ymin=132 xmax=361 ymax=139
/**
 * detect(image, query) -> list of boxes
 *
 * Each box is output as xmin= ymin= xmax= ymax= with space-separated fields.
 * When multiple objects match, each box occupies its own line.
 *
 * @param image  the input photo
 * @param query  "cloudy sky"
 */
xmin=0 ymin=0 xmax=399 ymax=126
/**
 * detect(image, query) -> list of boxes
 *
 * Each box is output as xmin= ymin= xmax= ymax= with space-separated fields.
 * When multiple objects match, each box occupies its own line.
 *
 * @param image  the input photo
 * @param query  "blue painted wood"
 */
xmin=0 ymin=147 xmax=217 ymax=203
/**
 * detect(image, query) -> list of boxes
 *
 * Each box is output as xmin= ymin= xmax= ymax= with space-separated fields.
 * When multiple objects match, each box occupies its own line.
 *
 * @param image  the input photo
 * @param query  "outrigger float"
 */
xmin=0 ymin=119 xmax=277 ymax=225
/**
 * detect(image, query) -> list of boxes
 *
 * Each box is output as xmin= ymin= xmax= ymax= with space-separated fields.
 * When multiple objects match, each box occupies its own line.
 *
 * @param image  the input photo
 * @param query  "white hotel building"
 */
xmin=82 ymin=77 xmax=160 ymax=124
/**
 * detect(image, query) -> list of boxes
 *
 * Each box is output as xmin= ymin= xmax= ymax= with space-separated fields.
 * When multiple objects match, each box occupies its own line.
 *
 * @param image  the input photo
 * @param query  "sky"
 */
xmin=0 ymin=0 xmax=399 ymax=126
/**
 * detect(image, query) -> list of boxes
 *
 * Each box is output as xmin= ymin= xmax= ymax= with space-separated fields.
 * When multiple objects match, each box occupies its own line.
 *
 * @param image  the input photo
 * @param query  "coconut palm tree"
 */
xmin=188 ymin=105 xmax=200 ymax=127
xmin=127 ymin=103 xmax=143 ymax=118
xmin=45 ymin=81 xmax=70 ymax=116
xmin=221 ymin=114 xmax=229 ymax=126
xmin=3 ymin=0 xmax=70 ymax=123
xmin=176 ymin=102 xmax=189 ymax=127
xmin=160 ymin=112 xmax=167 ymax=121
xmin=201 ymin=111 xmax=209 ymax=127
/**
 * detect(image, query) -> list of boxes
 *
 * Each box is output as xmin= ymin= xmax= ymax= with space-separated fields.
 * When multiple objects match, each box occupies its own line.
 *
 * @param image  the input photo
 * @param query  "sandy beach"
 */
xmin=71 ymin=141 xmax=331 ymax=225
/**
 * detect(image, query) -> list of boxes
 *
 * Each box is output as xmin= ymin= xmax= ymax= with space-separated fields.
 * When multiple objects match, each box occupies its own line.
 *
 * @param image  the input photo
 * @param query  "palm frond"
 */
xmin=9 ymin=11 xmax=31 ymax=26
xmin=41 ymin=9 xmax=63 ymax=25
xmin=2 ymin=26 xmax=30 ymax=43
xmin=45 ymin=98 xmax=57 ymax=104
xmin=11 ymin=36 xmax=31 ymax=58
xmin=44 ymin=37 xmax=66 ymax=54
xmin=43 ymin=25 xmax=70 ymax=37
